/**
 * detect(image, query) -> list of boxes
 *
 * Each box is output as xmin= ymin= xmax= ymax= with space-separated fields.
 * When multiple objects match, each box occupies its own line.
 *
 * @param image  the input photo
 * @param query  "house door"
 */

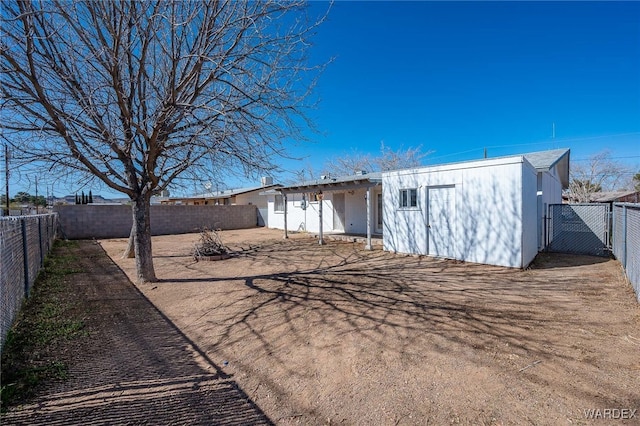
xmin=375 ymin=192 xmax=383 ymax=233
xmin=427 ymin=186 xmax=455 ymax=258
xmin=333 ymin=193 xmax=345 ymax=232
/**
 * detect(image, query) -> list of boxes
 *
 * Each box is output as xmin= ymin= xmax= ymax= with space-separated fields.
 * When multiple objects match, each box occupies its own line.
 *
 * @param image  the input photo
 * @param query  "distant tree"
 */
xmin=569 ymin=180 xmax=602 ymax=201
xmin=633 ymin=171 xmax=640 ymax=192
xmin=567 ymin=150 xmax=630 ymax=202
xmin=322 ymin=142 xmax=432 ymax=177
xmin=88 ymin=190 xmax=93 ymax=204
xmin=0 ymin=194 xmax=19 ymax=211
xmin=32 ymin=195 xmax=46 ymax=207
xmin=1 ymin=1 xmax=325 ymax=282
xmin=13 ymin=191 xmax=31 ymax=203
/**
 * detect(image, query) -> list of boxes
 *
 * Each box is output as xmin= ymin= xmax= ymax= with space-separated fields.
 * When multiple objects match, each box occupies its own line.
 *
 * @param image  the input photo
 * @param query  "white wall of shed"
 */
xmin=535 ymin=166 xmax=563 ymax=250
xmin=522 ymin=161 xmax=539 ymax=268
xmin=383 ymin=158 xmax=527 ymax=268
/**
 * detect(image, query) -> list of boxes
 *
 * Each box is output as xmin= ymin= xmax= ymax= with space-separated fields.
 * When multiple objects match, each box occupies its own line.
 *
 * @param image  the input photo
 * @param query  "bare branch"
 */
xmin=2 ymin=0 xmax=327 ymax=281
xmin=321 ymin=142 xmax=432 ymax=177
xmin=566 ymin=150 xmax=631 ymax=202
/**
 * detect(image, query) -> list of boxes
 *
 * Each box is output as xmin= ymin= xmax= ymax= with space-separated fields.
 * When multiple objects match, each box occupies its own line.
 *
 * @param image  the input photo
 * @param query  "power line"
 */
xmin=572 ymin=155 xmax=640 ymax=162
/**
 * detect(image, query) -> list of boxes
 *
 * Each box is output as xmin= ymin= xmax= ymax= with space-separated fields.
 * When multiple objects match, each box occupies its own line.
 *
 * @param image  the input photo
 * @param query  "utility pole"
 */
xmin=4 ymin=143 xmax=9 ymax=216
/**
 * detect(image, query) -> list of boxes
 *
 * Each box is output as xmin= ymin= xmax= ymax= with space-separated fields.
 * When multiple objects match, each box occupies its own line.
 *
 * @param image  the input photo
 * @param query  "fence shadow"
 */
xmin=529 ymin=252 xmax=613 ymax=269
xmin=3 ymin=241 xmax=272 ymax=425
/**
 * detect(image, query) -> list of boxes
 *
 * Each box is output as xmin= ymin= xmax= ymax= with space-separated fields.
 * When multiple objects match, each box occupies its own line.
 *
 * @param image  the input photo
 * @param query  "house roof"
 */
xmin=279 ymin=171 xmax=382 ymax=193
xmin=278 ymin=149 xmax=571 ymax=194
xmin=588 ymin=190 xmax=640 ymax=203
xmin=168 ymin=184 xmax=281 ymax=201
xmin=522 ymin=148 xmax=570 ymax=188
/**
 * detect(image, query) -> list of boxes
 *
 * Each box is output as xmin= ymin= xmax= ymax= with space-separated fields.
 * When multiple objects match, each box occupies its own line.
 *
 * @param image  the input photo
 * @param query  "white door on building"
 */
xmin=333 ymin=193 xmax=345 ymax=232
xmin=427 ymin=186 xmax=455 ymax=258
xmin=375 ymin=192 xmax=383 ymax=233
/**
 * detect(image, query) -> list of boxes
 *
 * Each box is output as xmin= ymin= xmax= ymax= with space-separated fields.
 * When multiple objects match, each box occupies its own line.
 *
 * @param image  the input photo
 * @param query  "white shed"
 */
xmin=382 ymin=149 xmax=569 ymax=268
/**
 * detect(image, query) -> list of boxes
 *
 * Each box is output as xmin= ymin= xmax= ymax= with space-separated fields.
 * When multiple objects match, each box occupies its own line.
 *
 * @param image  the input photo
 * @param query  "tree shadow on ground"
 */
xmin=163 ymin=238 xmax=639 ymax=419
xmin=3 ymin=241 xmax=273 ymax=426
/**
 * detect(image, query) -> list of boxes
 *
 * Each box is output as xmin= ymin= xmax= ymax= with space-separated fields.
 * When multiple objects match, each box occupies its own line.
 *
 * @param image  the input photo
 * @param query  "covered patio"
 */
xmin=273 ymin=172 xmax=382 ymax=250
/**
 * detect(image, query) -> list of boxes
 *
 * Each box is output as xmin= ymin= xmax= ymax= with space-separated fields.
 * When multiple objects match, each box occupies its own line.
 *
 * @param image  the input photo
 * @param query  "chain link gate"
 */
xmin=546 ymin=204 xmax=610 ymax=256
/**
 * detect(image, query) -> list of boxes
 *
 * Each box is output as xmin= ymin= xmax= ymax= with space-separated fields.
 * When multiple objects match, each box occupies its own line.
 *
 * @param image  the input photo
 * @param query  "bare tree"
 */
xmin=322 ymin=142 xmax=431 ymax=177
xmin=567 ymin=150 xmax=630 ymax=202
xmin=1 ymin=0 xmax=325 ymax=282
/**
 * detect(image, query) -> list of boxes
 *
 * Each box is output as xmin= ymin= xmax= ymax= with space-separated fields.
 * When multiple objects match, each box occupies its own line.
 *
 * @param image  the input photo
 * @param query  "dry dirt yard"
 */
xmin=100 ymin=228 xmax=640 ymax=425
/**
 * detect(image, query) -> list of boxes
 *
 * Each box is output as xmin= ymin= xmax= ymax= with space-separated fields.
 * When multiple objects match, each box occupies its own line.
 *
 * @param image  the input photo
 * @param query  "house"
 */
xmin=383 ymin=149 xmax=570 ymax=268
xmin=585 ymin=190 xmax=639 ymax=204
xmin=266 ymin=172 xmax=382 ymax=247
xmin=161 ymin=178 xmax=280 ymax=226
xmin=267 ymin=149 xmax=569 ymax=268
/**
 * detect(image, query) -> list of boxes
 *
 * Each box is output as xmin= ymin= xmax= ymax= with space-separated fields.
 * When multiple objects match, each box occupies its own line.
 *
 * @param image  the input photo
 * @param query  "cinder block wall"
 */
xmin=54 ymin=205 xmax=258 ymax=239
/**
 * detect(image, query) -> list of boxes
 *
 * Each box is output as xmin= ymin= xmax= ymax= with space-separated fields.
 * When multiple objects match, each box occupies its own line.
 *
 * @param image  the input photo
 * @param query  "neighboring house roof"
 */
xmin=194 ymin=184 xmax=281 ymax=199
xmin=522 ymin=148 xmax=570 ymax=188
xmin=588 ymin=191 xmax=640 ymax=203
xmin=167 ymin=184 xmax=281 ymax=202
xmin=279 ymin=171 xmax=382 ymax=193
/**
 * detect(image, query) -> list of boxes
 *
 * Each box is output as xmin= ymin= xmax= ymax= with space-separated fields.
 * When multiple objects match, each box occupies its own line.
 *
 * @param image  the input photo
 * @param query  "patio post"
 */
xmin=318 ymin=191 xmax=325 ymax=245
xmin=365 ymin=186 xmax=372 ymax=250
xmin=283 ymin=193 xmax=288 ymax=239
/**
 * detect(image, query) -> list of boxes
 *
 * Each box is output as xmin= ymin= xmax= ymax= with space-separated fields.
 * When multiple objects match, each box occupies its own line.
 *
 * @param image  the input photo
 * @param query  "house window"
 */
xmin=274 ymin=194 xmax=285 ymax=212
xmin=399 ymin=188 xmax=418 ymax=208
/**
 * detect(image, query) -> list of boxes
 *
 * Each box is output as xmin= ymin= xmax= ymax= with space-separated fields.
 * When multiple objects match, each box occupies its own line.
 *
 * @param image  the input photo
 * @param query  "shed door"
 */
xmin=427 ymin=186 xmax=455 ymax=258
xmin=333 ymin=193 xmax=345 ymax=232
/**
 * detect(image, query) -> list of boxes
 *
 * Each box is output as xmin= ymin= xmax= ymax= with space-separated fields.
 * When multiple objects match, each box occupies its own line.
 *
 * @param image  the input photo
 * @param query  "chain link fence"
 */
xmin=1 ymin=214 xmax=58 ymax=352
xmin=547 ymin=204 xmax=610 ymax=257
xmin=612 ymin=203 xmax=640 ymax=302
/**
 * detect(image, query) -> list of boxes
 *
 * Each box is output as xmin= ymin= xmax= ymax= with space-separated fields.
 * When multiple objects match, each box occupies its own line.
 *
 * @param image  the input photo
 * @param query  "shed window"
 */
xmin=399 ymin=188 xmax=418 ymax=208
xmin=274 ymin=194 xmax=285 ymax=212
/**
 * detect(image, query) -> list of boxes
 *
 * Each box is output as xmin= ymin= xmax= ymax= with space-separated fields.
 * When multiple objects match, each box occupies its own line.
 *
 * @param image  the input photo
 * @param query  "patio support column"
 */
xmin=365 ymin=186 xmax=372 ymax=250
xmin=283 ymin=193 xmax=288 ymax=239
xmin=318 ymin=191 xmax=325 ymax=245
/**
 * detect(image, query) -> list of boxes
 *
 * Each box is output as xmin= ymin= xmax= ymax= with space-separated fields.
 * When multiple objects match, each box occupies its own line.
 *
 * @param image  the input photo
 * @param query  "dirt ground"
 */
xmin=3 ymin=240 xmax=271 ymax=425
xmin=100 ymin=228 xmax=640 ymax=425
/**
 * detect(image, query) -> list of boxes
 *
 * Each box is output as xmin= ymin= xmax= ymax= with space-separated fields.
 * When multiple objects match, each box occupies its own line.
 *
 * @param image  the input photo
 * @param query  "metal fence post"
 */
xmin=46 ymin=215 xmax=50 ymax=253
xmin=38 ymin=216 xmax=44 ymax=267
xmin=21 ymin=218 xmax=30 ymax=297
xmin=622 ymin=205 xmax=627 ymax=268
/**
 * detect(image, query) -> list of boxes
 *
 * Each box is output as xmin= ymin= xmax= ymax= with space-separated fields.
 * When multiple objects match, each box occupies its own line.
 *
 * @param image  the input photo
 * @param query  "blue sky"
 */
xmin=284 ymin=1 xmax=640 ymax=181
xmin=6 ymin=1 xmax=640 ymax=198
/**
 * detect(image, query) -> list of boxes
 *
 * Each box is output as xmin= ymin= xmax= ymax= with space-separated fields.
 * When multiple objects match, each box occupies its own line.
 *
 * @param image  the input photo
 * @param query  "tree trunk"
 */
xmin=121 ymin=226 xmax=135 ymax=259
xmin=132 ymin=193 xmax=157 ymax=282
